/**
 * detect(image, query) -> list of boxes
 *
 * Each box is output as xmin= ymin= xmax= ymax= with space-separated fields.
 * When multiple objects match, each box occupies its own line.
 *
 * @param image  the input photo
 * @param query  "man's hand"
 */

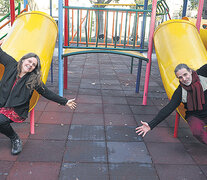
xmin=135 ymin=121 xmax=151 ymax=137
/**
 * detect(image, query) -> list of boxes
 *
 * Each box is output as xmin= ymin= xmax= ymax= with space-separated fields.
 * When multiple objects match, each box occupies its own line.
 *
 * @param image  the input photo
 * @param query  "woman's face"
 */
xmin=21 ymin=57 xmax=38 ymax=74
xmin=176 ymin=68 xmax=192 ymax=86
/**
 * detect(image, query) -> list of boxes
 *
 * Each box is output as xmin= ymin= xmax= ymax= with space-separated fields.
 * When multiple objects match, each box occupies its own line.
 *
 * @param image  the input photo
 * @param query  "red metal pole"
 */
xmin=64 ymin=0 xmax=69 ymax=89
xmin=10 ymin=0 xmax=15 ymax=26
xmin=196 ymin=0 xmax=204 ymax=32
xmin=30 ymin=109 xmax=35 ymax=134
xmin=142 ymin=0 xmax=157 ymax=105
xmin=174 ymin=112 xmax=180 ymax=138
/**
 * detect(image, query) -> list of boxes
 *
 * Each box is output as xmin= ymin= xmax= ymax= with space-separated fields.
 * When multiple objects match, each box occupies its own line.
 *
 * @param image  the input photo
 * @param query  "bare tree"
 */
xmin=203 ymin=0 xmax=207 ymax=19
xmin=27 ymin=0 xmax=39 ymax=11
xmin=0 ymin=0 xmax=23 ymax=15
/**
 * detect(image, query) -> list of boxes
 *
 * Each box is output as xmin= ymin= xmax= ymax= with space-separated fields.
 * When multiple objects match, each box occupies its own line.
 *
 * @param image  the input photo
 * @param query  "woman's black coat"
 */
xmin=0 ymin=48 xmax=68 ymax=119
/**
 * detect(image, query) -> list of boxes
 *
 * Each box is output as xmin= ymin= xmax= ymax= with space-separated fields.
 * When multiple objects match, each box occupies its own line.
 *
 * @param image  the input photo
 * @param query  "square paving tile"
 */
xmin=106 ymin=126 xmax=142 ymax=142
xmin=7 ymin=162 xmax=61 ymax=180
xmin=107 ymin=142 xmax=152 ymax=163
xmin=183 ymin=143 xmax=207 ymax=164
xmin=101 ymin=89 xmax=125 ymax=96
xmin=155 ymin=164 xmax=207 ymax=180
xmin=80 ymin=82 xmax=101 ymax=89
xmin=76 ymin=94 xmax=102 ymax=104
xmin=177 ymin=128 xmax=200 ymax=144
xmin=39 ymin=111 xmax=73 ymax=124
xmin=17 ymin=140 xmax=65 ymax=162
xmin=0 ymin=140 xmax=18 ymax=161
xmin=59 ymin=163 xmax=109 ymax=180
xmin=44 ymin=101 xmax=75 ymax=112
xmin=109 ymin=163 xmax=159 ymax=180
xmin=72 ymin=113 xmax=104 ymax=125
xmin=146 ymin=142 xmax=195 ymax=164
xmin=151 ymin=98 xmax=169 ymax=106
xmin=28 ymin=111 xmax=43 ymax=123
xmin=103 ymin=96 xmax=127 ymax=104
xmin=124 ymin=90 xmax=142 ymax=97
xmin=68 ymin=125 xmax=105 ymax=141
xmin=200 ymin=165 xmax=207 ymax=177
xmin=0 ymin=161 xmax=14 ymax=179
xmin=29 ymin=124 xmax=69 ymax=140
xmin=134 ymin=114 xmax=169 ymax=127
xmin=166 ymin=116 xmax=190 ymax=128
xmin=100 ymin=79 xmax=120 ymax=85
xmin=101 ymin=84 xmax=123 ymax=90
xmin=126 ymin=97 xmax=153 ymax=106
xmin=143 ymin=127 xmax=180 ymax=143
xmin=78 ymin=88 xmax=102 ymax=95
xmin=130 ymin=105 xmax=159 ymax=115
xmin=103 ymin=104 xmax=132 ymax=114
xmin=100 ymin=75 xmax=117 ymax=80
xmin=74 ymin=103 xmax=103 ymax=114
xmin=104 ymin=114 xmax=137 ymax=126
xmin=34 ymin=101 xmax=48 ymax=111
xmin=64 ymin=141 xmax=107 ymax=162
xmin=11 ymin=123 xmax=30 ymax=139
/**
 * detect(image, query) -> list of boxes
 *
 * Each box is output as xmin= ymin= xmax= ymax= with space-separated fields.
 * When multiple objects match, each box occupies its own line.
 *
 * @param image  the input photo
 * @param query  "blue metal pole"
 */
xmin=182 ymin=0 xmax=188 ymax=17
xmin=136 ymin=0 xmax=148 ymax=93
xmin=50 ymin=0 xmax=52 ymax=16
xmin=58 ymin=0 xmax=63 ymax=96
xmin=23 ymin=0 xmax=28 ymax=8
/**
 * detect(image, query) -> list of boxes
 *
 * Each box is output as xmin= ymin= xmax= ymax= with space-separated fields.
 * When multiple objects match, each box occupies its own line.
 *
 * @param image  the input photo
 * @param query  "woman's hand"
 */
xmin=66 ymin=98 xmax=77 ymax=109
xmin=135 ymin=121 xmax=151 ymax=137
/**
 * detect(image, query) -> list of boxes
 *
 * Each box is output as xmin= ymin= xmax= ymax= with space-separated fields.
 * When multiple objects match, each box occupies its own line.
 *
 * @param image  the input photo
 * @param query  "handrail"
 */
xmin=0 ymin=4 xmax=28 ymax=40
xmin=0 ymin=5 xmax=19 ymax=22
xmin=64 ymin=5 xmax=147 ymax=51
xmin=64 ymin=6 xmax=151 ymax=13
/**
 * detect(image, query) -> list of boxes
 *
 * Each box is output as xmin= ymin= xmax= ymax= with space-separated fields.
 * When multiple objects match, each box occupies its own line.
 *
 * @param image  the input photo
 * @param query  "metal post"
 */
xmin=30 ymin=109 xmax=35 ymax=134
xmin=64 ymin=0 xmax=69 ymax=89
xmin=50 ymin=0 xmax=52 ymax=16
xmin=142 ymin=0 xmax=157 ymax=105
xmin=58 ymin=0 xmax=64 ymax=96
xmin=182 ymin=0 xmax=188 ymax=18
xmin=9 ymin=0 xmax=15 ymax=26
xmin=24 ymin=0 xmax=28 ymax=9
xmin=196 ymin=0 xmax=204 ymax=32
xmin=174 ymin=112 xmax=180 ymax=138
xmin=50 ymin=0 xmax=54 ymax=83
xmin=136 ymin=0 xmax=148 ymax=93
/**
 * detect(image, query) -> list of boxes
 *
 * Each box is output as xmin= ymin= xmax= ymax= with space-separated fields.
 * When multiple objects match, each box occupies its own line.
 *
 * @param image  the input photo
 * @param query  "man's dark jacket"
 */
xmin=0 ymin=48 xmax=67 ymax=119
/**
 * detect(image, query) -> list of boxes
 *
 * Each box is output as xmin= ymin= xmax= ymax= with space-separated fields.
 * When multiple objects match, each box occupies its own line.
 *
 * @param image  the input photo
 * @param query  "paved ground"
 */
xmin=0 ymin=51 xmax=207 ymax=180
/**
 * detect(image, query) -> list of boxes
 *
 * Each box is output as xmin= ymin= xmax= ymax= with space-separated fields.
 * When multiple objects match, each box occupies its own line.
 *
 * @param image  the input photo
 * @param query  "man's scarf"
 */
xmin=180 ymin=71 xmax=205 ymax=111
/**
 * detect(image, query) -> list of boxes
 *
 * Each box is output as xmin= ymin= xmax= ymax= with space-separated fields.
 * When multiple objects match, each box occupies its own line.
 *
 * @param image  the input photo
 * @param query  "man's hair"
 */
xmin=174 ymin=63 xmax=191 ymax=74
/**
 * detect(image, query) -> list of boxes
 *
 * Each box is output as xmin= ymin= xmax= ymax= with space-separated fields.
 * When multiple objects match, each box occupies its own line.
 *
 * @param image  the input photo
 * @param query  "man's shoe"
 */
xmin=11 ymin=136 xmax=22 ymax=155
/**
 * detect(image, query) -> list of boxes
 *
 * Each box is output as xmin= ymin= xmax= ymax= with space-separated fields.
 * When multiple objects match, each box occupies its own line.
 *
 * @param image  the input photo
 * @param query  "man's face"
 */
xmin=175 ymin=68 xmax=192 ymax=86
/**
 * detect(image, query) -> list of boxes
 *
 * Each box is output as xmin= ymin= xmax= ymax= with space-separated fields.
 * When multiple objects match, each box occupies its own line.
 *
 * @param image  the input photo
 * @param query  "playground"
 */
xmin=0 ymin=0 xmax=207 ymax=179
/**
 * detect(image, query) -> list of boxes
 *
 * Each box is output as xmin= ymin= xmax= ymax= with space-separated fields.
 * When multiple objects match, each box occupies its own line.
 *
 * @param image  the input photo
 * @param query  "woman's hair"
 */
xmin=174 ymin=63 xmax=191 ymax=74
xmin=17 ymin=53 xmax=42 ymax=90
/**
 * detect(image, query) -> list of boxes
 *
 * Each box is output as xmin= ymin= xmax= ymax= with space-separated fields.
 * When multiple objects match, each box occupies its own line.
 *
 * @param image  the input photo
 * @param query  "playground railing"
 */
xmin=61 ymin=6 xmax=151 ymax=90
xmin=0 ymin=3 xmax=28 ymax=40
xmin=63 ymin=6 xmax=151 ymax=54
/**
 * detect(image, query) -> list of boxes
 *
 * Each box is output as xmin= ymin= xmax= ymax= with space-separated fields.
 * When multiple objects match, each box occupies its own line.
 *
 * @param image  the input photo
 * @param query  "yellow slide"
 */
xmin=182 ymin=17 xmax=207 ymax=50
xmin=153 ymin=19 xmax=207 ymax=119
xmin=0 ymin=11 xmax=58 ymax=111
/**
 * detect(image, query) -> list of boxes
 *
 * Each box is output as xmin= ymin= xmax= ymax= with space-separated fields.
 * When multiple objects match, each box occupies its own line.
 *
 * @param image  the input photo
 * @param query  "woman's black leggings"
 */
xmin=0 ymin=114 xmax=17 ymax=139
